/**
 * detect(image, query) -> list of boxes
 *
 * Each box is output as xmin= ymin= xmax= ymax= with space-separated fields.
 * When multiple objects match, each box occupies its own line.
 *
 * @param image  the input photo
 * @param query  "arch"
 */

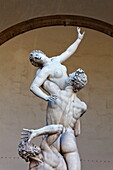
xmin=0 ymin=15 xmax=113 ymax=45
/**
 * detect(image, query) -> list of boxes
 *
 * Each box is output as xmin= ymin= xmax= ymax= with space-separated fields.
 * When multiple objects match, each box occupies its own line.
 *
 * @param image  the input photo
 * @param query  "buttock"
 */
xmin=60 ymin=130 xmax=78 ymax=154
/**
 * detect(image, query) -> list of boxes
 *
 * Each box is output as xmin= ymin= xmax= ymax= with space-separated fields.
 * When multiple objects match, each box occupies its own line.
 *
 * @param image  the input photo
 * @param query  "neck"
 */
xmin=66 ymin=85 xmax=78 ymax=94
xmin=43 ymin=58 xmax=51 ymax=66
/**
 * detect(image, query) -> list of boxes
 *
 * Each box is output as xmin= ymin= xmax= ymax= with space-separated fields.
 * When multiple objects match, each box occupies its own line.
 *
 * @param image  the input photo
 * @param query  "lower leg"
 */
xmin=64 ymin=152 xmax=81 ymax=170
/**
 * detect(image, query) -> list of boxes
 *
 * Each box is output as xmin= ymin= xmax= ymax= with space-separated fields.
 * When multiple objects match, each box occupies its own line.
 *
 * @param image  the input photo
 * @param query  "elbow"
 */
xmin=80 ymin=103 xmax=87 ymax=117
xmin=30 ymin=83 xmax=40 ymax=94
xmin=83 ymin=103 xmax=87 ymax=113
xmin=30 ymin=85 xmax=35 ymax=92
xmin=84 ymin=103 xmax=87 ymax=112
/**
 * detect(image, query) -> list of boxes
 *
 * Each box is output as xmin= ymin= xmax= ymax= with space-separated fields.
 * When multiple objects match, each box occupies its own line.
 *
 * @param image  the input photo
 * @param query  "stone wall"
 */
xmin=0 ymin=27 xmax=113 ymax=169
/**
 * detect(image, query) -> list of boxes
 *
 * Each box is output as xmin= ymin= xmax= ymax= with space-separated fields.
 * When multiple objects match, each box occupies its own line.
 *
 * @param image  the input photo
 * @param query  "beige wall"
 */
xmin=0 ymin=0 xmax=113 ymax=32
xmin=0 ymin=27 xmax=113 ymax=169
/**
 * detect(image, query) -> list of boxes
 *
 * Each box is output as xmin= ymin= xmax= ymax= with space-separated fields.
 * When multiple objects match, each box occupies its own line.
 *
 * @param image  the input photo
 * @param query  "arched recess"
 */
xmin=0 ymin=15 xmax=113 ymax=45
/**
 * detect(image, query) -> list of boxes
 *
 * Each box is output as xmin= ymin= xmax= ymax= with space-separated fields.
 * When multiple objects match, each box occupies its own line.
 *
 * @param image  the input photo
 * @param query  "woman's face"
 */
xmin=30 ymin=50 xmax=48 ymax=67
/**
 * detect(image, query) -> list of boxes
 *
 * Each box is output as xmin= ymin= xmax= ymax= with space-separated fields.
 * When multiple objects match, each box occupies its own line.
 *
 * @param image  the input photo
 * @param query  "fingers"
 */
xmin=77 ymin=27 xmax=85 ymax=35
xmin=21 ymin=136 xmax=28 ymax=139
xmin=23 ymin=128 xmax=32 ymax=132
xmin=21 ymin=129 xmax=31 ymax=142
xmin=21 ymin=132 xmax=29 ymax=138
xmin=52 ymin=94 xmax=57 ymax=100
xmin=77 ymin=27 xmax=80 ymax=33
xmin=28 ymin=138 xmax=32 ymax=143
xmin=80 ymin=31 xmax=85 ymax=39
xmin=21 ymin=135 xmax=32 ymax=143
xmin=82 ymin=31 xmax=85 ymax=36
xmin=21 ymin=132 xmax=28 ymax=135
xmin=21 ymin=128 xmax=37 ymax=143
xmin=21 ymin=135 xmax=29 ymax=143
xmin=48 ymin=94 xmax=57 ymax=101
xmin=77 ymin=27 xmax=85 ymax=40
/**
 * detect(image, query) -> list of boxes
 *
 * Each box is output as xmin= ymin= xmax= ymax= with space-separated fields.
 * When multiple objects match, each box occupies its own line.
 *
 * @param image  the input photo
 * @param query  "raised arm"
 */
xmin=56 ymin=27 xmax=85 ymax=63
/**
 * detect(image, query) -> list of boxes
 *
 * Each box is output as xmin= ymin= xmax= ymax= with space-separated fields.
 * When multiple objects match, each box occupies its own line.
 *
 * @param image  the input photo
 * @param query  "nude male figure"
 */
xmin=25 ymin=69 xmax=87 ymax=170
xmin=43 ymin=68 xmax=87 ymax=170
xmin=19 ymin=124 xmax=67 ymax=170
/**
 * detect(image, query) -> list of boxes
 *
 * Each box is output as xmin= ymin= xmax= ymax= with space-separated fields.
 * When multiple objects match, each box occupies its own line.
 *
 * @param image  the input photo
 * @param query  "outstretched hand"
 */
xmin=21 ymin=128 xmax=37 ymax=143
xmin=77 ymin=27 xmax=85 ymax=40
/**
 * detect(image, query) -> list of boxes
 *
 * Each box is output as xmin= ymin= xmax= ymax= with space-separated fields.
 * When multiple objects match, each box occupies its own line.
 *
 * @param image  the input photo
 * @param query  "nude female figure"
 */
xmin=29 ymin=27 xmax=85 ymax=101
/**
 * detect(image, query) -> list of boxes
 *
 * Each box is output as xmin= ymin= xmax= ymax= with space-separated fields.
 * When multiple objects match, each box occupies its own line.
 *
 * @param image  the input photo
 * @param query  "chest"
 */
xmin=49 ymin=62 xmax=67 ymax=78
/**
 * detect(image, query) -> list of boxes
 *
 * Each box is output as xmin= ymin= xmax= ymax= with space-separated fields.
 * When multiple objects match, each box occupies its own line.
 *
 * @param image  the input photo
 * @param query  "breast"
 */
xmin=54 ymin=69 xmax=63 ymax=78
xmin=49 ymin=63 xmax=68 ymax=89
xmin=53 ymin=63 xmax=67 ymax=78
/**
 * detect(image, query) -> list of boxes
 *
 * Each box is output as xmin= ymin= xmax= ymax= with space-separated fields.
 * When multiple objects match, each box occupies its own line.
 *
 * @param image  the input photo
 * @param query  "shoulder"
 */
xmin=35 ymin=66 xmax=50 ymax=78
xmin=36 ymin=69 xmax=41 ymax=76
xmin=81 ymin=101 xmax=87 ymax=111
xmin=51 ymin=56 xmax=60 ymax=63
xmin=76 ymin=97 xmax=87 ymax=110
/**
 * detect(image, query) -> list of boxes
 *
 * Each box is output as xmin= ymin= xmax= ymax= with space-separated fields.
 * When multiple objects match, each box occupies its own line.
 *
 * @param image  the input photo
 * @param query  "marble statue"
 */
xmin=29 ymin=27 xmax=85 ymax=100
xmin=18 ymin=28 xmax=87 ymax=170
xmin=19 ymin=124 xmax=67 ymax=170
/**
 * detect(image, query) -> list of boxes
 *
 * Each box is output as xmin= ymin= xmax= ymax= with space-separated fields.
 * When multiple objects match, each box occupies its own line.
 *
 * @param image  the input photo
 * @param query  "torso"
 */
xmin=36 ymin=58 xmax=87 ymax=129
xmin=46 ymin=87 xmax=87 ymax=129
xmin=36 ymin=59 xmax=68 ymax=90
xmin=60 ymin=93 xmax=87 ymax=129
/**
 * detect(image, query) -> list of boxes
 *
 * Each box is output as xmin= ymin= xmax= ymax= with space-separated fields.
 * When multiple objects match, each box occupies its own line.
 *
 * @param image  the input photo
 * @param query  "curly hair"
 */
xmin=29 ymin=50 xmax=46 ymax=68
xmin=68 ymin=68 xmax=87 ymax=92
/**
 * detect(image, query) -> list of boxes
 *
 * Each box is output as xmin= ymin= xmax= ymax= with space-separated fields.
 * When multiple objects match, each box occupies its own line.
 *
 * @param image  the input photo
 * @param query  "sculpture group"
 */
xmin=18 ymin=27 xmax=88 ymax=170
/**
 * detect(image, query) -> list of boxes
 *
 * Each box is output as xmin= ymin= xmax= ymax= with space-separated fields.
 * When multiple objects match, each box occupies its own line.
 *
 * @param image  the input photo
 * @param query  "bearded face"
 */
xmin=67 ymin=68 xmax=87 ymax=92
xmin=18 ymin=140 xmax=41 ymax=162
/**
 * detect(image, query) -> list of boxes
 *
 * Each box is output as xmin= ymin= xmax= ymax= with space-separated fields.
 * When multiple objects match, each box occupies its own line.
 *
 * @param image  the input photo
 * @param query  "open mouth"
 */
xmin=30 ymin=59 xmax=39 ymax=67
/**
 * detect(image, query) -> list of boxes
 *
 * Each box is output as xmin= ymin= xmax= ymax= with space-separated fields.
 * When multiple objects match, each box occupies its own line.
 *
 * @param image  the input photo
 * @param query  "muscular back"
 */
xmin=60 ymin=93 xmax=87 ymax=129
xmin=44 ymin=80 xmax=87 ymax=129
